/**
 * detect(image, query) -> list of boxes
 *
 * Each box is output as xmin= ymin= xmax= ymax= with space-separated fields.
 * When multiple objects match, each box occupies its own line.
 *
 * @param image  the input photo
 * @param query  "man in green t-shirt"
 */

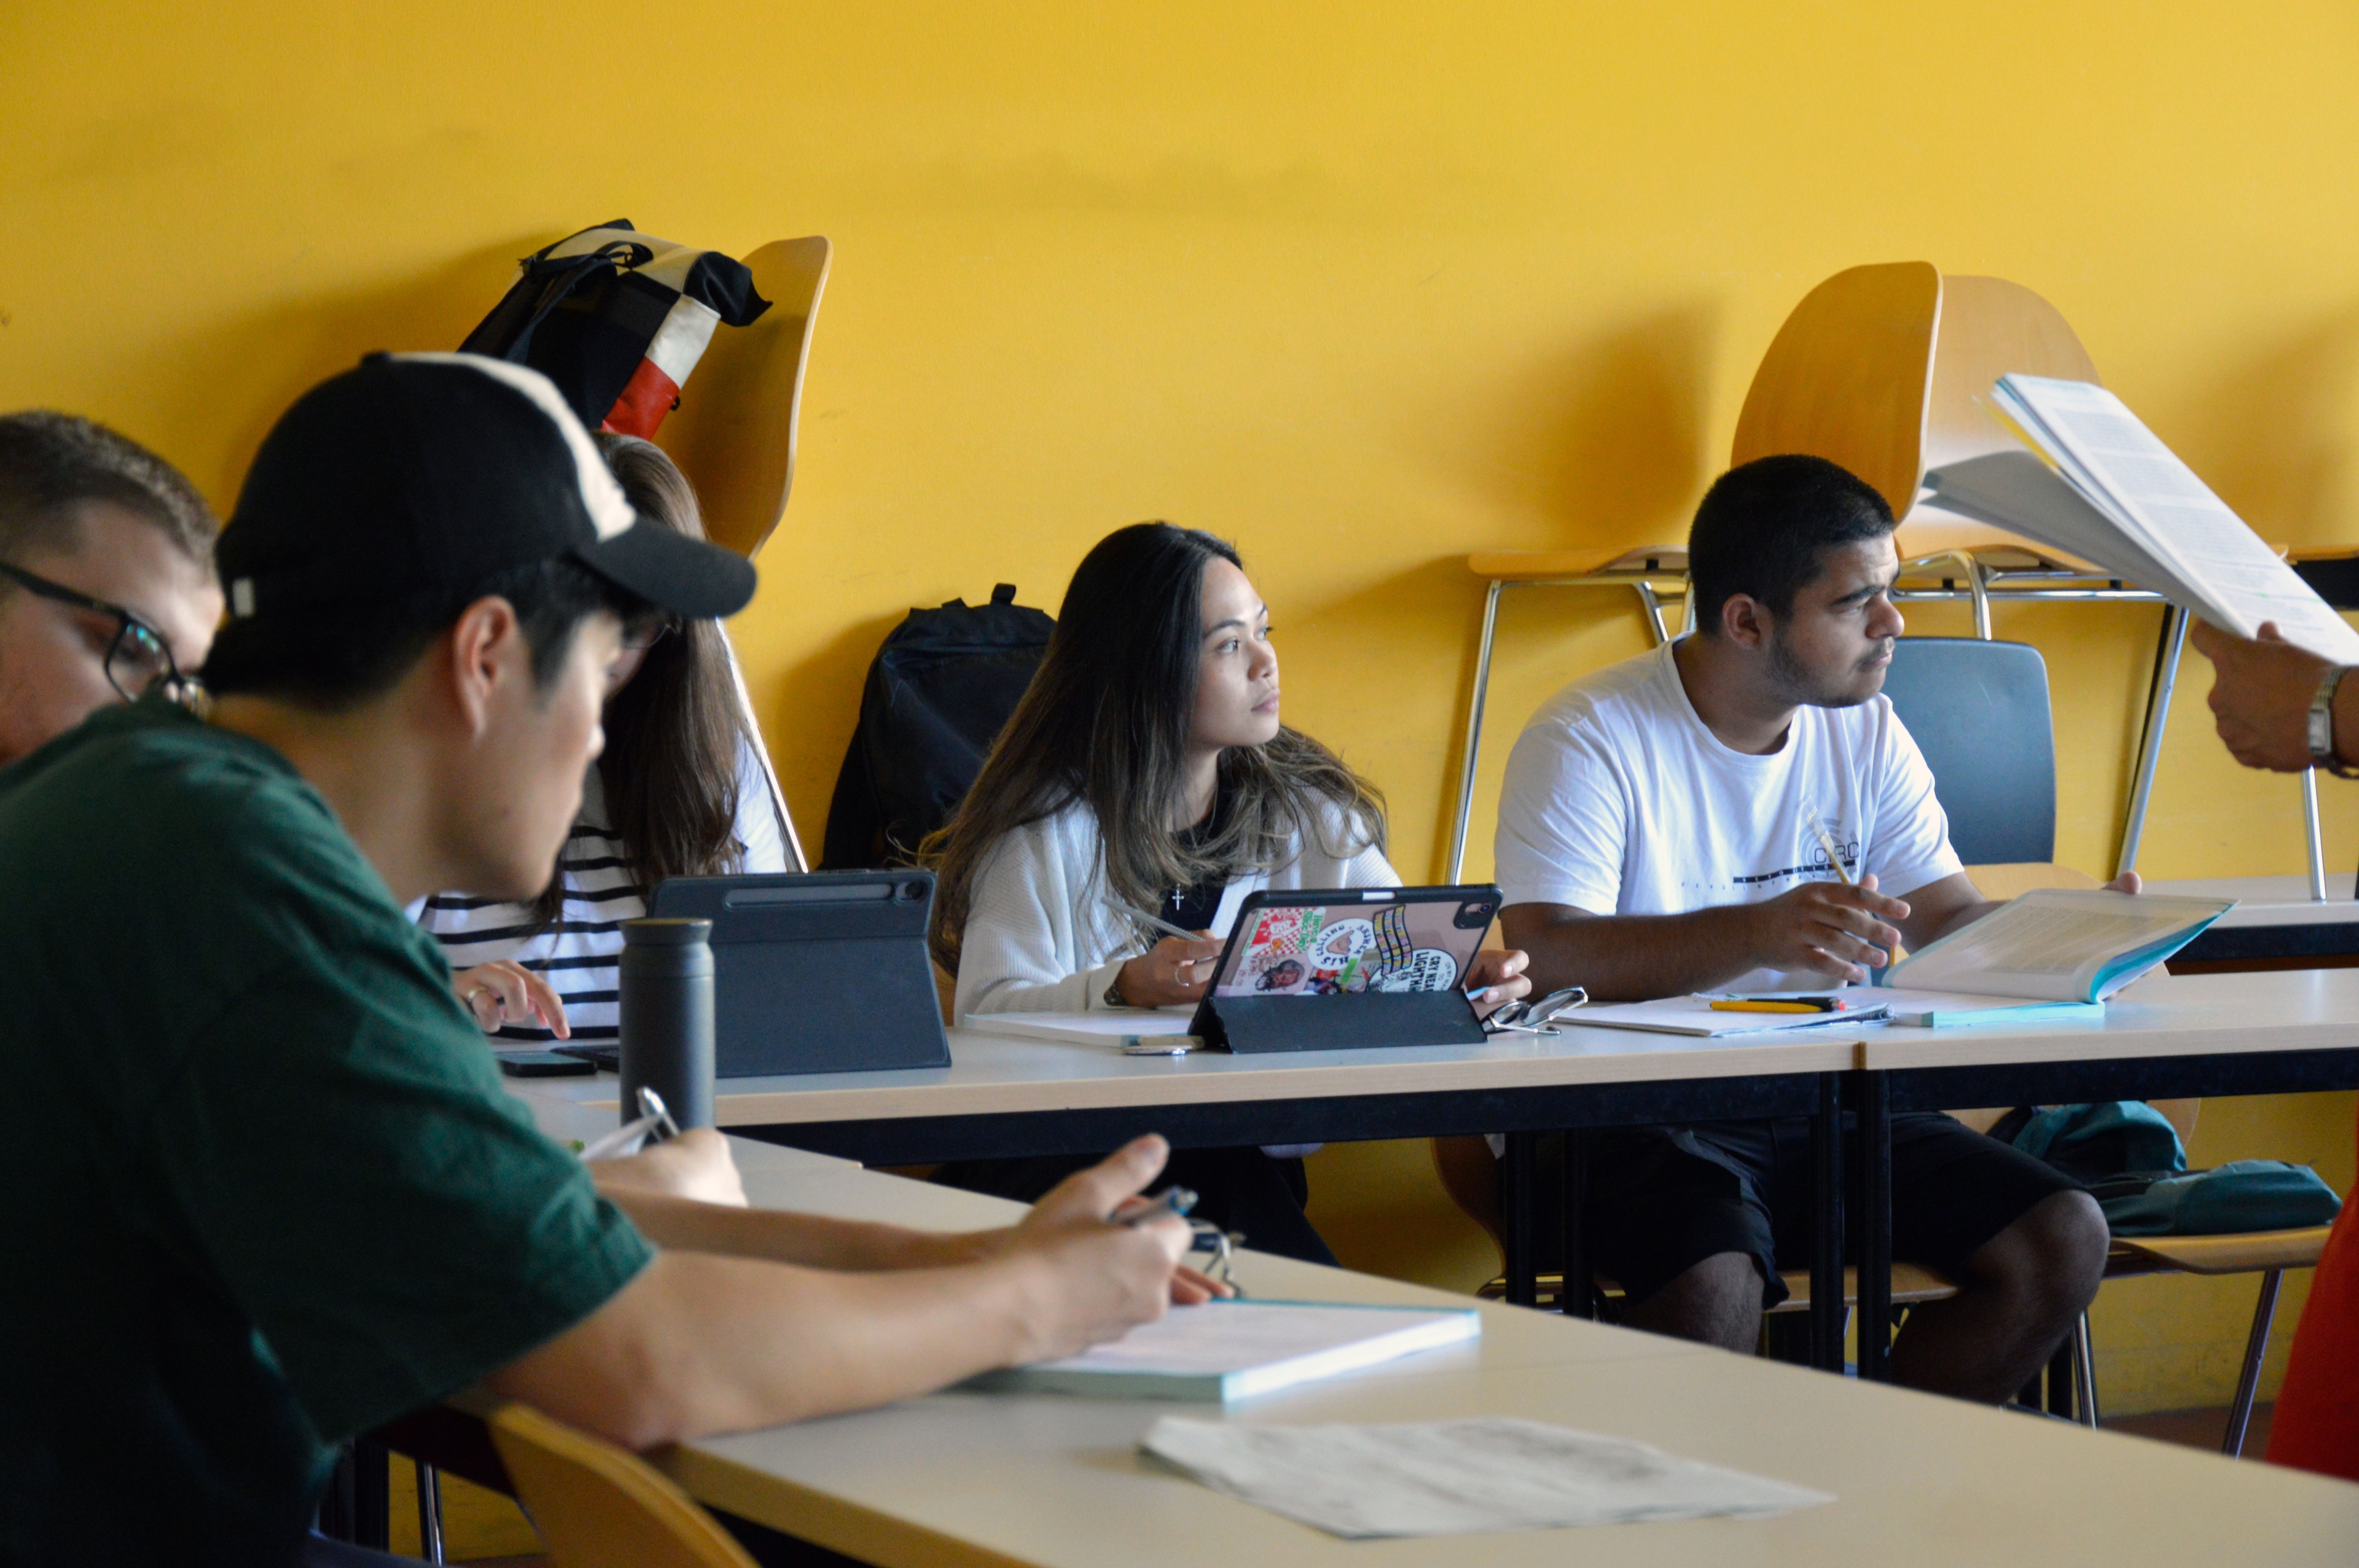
xmin=0 ymin=354 xmax=1198 ymax=1566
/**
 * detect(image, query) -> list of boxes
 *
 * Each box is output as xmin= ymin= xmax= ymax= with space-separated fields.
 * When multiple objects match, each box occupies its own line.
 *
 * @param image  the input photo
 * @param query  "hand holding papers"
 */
xmin=1141 ymin=1416 xmax=1833 ymax=1537
xmin=1924 ymin=375 xmax=2359 ymax=662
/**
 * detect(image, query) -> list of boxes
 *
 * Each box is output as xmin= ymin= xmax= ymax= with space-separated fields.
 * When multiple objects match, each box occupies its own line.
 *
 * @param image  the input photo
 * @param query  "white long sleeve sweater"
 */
xmin=951 ymin=797 xmax=1399 ymax=1023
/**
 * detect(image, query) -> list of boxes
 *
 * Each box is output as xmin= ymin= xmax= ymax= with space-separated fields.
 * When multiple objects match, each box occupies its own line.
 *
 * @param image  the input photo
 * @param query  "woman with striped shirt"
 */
xmin=417 ymin=435 xmax=789 ymax=1043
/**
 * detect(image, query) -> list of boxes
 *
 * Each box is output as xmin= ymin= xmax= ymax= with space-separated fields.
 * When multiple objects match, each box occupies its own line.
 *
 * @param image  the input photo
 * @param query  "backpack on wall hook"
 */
xmin=461 ymin=220 xmax=771 ymax=437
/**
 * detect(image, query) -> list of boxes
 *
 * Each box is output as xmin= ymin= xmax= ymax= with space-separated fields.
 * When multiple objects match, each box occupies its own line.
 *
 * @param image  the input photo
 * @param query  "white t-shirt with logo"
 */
xmin=1493 ymin=639 xmax=1962 ymax=994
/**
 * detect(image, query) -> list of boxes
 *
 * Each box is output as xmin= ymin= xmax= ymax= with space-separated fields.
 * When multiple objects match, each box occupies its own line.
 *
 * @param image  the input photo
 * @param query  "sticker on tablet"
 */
xmin=1376 ymin=947 xmax=1457 ymax=992
xmin=1252 ymin=956 xmax=1309 ymax=993
xmin=1310 ymin=918 xmax=1377 ymax=972
xmin=1374 ymin=903 xmax=1414 ymax=972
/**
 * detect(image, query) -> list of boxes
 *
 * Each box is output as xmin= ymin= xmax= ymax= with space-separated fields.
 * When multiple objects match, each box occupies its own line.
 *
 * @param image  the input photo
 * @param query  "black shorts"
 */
xmin=1581 ymin=1114 xmax=2083 ymax=1311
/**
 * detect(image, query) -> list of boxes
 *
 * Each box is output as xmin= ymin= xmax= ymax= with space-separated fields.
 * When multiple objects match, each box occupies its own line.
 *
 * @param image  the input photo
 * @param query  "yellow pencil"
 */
xmin=1709 ymin=999 xmax=1837 ymax=1015
xmin=1807 ymin=813 xmax=1855 ymax=886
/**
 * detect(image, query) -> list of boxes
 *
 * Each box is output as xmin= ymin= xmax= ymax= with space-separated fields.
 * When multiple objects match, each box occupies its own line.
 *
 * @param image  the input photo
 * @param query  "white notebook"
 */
xmin=964 ymin=1300 xmax=1481 ymax=1402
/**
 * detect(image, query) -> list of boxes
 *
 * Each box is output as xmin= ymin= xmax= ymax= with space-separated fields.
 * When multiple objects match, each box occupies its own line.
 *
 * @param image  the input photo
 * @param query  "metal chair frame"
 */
xmin=1444 ymin=550 xmax=2333 ymax=898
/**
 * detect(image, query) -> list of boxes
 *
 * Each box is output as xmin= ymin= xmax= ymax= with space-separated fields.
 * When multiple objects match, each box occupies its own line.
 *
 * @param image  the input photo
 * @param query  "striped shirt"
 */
xmin=415 ymin=738 xmax=789 ymax=1042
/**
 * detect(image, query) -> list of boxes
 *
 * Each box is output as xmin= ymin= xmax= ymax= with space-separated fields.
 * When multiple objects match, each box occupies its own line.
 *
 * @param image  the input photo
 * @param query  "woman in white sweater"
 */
xmin=926 ymin=521 xmax=1529 ymax=1261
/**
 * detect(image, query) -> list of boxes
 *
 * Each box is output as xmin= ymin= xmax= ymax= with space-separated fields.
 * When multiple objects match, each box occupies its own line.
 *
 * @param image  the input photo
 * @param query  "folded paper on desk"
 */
xmin=961 ymin=1008 xmax=1194 ymax=1046
xmin=1882 ymin=888 xmax=2232 ymax=1004
xmin=965 ymin=1300 xmax=1478 ymax=1401
xmin=1140 ymin=1416 xmax=1834 ymax=1538
xmin=1923 ymin=374 xmax=2359 ymax=662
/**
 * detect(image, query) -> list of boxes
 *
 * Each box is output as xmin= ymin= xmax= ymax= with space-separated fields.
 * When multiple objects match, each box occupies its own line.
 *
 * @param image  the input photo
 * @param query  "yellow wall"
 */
xmin=8 ymin=0 xmax=2358 ymax=1414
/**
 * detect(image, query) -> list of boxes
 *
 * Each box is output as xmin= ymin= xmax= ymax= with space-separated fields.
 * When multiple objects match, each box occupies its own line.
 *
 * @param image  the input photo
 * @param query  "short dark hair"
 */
xmin=0 ymin=411 xmax=218 ymax=569
xmin=1687 ymin=454 xmax=1895 ymax=634
xmin=201 ymin=556 xmax=644 ymax=711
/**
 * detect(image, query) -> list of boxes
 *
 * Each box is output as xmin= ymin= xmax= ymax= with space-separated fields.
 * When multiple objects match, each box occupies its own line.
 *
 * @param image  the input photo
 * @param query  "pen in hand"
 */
xmin=1119 ymin=1185 xmax=1199 ymax=1227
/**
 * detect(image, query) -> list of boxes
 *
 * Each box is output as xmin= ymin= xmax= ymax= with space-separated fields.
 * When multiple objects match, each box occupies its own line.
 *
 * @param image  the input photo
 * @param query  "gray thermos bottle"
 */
xmin=618 ymin=917 xmax=715 ymax=1130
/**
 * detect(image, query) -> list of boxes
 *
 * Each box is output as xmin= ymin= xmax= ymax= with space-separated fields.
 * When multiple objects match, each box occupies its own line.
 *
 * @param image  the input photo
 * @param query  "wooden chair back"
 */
xmin=485 ymin=1402 xmax=759 ymax=1568
xmin=1731 ymin=263 xmax=2101 ymax=561
xmin=654 ymin=237 xmax=832 ymax=561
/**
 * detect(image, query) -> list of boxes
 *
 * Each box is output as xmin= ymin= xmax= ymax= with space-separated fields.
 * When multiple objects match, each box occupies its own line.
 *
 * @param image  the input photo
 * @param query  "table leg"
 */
xmin=1853 ymin=1072 xmax=1893 ymax=1382
xmin=1810 ymin=1072 xmax=1844 ymax=1373
xmin=1561 ymin=1128 xmax=1591 ymax=1319
xmin=2116 ymin=604 xmax=2186 ymax=879
xmin=1446 ymin=580 xmax=1508 ymax=884
xmin=351 ymin=1438 xmax=391 ymax=1548
xmin=1503 ymin=1129 xmax=1536 ymax=1307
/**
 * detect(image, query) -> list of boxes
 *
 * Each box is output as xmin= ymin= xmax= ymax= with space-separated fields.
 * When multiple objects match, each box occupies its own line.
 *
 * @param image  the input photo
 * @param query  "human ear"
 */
xmin=444 ymin=596 xmax=525 ymax=741
xmin=1721 ymin=593 xmax=1770 ymax=650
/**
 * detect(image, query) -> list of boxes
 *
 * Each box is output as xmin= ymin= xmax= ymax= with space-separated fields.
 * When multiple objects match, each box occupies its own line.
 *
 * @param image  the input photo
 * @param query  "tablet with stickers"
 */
xmin=1187 ymin=885 xmax=1503 ymax=1054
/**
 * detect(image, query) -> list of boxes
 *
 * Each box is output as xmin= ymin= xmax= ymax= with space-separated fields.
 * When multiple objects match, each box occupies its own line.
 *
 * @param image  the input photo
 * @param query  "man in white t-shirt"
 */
xmin=1496 ymin=453 xmax=2114 ymax=1403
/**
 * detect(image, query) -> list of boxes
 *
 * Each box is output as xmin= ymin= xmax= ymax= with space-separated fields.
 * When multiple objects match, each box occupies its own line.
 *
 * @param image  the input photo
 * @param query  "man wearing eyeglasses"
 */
xmin=0 ymin=412 xmax=223 ymax=767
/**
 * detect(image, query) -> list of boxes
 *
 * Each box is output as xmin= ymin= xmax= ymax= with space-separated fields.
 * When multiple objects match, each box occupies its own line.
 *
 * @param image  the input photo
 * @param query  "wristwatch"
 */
xmin=2307 ymin=665 xmax=2359 ymax=777
xmin=1104 ymin=978 xmax=1130 ymax=1008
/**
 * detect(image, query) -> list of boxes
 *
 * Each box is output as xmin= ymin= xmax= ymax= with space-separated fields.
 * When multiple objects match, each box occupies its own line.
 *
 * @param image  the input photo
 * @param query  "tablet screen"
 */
xmin=1211 ymin=891 xmax=1496 ymax=999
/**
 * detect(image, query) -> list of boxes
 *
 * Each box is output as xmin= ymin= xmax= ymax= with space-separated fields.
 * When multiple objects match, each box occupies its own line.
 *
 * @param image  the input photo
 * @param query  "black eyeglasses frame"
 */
xmin=0 ymin=560 xmax=197 ymax=706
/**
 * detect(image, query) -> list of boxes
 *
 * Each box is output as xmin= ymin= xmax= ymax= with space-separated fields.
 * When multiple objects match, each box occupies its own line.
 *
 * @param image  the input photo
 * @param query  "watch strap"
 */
xmin=2310 ymin=665 xmax=2359 ymax=778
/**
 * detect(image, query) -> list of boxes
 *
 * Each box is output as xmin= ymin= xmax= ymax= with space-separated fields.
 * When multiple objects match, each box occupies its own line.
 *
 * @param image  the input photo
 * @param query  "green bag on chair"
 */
xmin=2000 ymin=1102 xmax=2343 ymax=1236
xmin=2099 ymin=1160 xmax=2344 ymax=1236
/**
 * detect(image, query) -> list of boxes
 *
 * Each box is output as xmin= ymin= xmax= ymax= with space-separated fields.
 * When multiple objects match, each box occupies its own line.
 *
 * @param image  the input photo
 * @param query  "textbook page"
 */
xmin=1998 ymin=376 xmax=2359 ymax=662
xmin=1141 ymin=1416 xmax=1833 ymax=1537
xmin=1921 ymin=450 xmax=2203 ymax=615
xmin=1884 ymin=889 xmax=2232 ymax=1003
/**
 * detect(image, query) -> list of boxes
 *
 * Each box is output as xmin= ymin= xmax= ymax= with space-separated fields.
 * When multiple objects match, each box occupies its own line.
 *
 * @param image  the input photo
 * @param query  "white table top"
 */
xmin=514 ymin=1020 xmax=1860 ymax=1129
xmin=2147 ymin=874 xmax=2359 ymax=927
xmin=502 ymin=1083 xmax=863 ymax=1175
xmin=509 ymin=970 xmax=2357 ymax=1131
xmin=657 ymin=1162 xmax=2359 ymax=1568
xmin=1856 ymin=967 xmax=2359 ymax=1073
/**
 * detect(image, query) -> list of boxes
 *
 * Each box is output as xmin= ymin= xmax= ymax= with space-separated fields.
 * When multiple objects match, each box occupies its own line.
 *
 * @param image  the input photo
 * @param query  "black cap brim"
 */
xmin=574 ymin=523 xmax=757 ymax=620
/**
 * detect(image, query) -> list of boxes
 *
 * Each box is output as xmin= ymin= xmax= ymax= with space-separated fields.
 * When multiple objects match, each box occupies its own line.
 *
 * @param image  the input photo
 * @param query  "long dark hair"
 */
xmin=924 ymin=521 xmax=1384 ymax=973
xmin=528 ymin=435 xmax=751 ymax=926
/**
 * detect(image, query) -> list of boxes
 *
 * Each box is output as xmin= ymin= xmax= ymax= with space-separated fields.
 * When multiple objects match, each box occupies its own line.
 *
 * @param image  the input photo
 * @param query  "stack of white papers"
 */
xmin=1141 ymin=1416 xmax=1834 ymax=1537
xmin=965 ymin=1300 xmax=1479 ymax=1401
xmin=1923 ymin=375 xmax=2359 ymax=661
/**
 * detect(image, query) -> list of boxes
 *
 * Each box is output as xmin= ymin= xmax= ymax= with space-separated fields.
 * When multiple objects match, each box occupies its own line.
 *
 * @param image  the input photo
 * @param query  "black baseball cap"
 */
xmin=219 ymin=353 xmax=755 ymax=624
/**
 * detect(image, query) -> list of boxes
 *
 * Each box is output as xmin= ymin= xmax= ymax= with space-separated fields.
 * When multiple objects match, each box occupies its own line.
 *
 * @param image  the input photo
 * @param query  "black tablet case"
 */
xmin=649 ymin=870 xmax=952 ymax=1077
xmin=1185 ymin=887 xmax=1497 ymax=1055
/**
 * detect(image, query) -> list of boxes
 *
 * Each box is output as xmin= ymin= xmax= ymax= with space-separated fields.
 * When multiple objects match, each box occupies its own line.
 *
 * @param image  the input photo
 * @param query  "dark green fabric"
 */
xmin=2011 ymin=1101 xmax=2186 ymax=1180
xmin=2102 ymin=1160 xmax=2344 ymax=1236
xmin=2008 ymin=1102 xmax=2342 ymax=1236
xmin=0 ymin=698 xmax=655 ymax=1566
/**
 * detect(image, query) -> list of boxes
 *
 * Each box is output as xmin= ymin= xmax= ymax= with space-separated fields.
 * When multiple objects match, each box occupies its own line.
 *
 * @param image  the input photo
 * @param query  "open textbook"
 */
xmin=1879 ymin=887 xmax=2231 ymax=1008
xmin=1922 ymin=374 xmax=2359 ymax=663
xmin=1579 ymin=890 xmax=2231 ymax=1035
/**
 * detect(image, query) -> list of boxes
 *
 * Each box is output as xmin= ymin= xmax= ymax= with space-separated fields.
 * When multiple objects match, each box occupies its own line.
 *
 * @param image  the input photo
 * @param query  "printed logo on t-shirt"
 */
xmin=1730 ymin=819 xmax=1858 ymax=889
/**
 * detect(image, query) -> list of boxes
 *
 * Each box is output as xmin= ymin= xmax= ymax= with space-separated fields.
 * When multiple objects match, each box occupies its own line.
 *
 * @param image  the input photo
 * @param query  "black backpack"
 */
xmin=820 ymin=585 xmax=1055 ymax=870
xmin=459 ymin=220 xmax=771 ymax=436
